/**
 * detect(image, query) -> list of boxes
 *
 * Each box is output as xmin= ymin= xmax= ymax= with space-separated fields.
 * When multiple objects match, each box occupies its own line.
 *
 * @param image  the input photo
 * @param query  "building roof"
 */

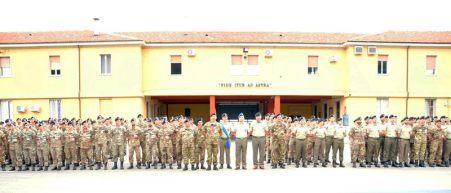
xmin=349 ymin=31 xmax=451 ymax=44
xmin=119 ymin=31 xmax=362 ymax=44
xmin=0 ymin=30 xmax=139 ymax=44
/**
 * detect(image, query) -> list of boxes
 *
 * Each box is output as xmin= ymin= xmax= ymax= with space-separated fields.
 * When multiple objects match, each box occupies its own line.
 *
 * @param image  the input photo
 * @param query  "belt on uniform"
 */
xmin=333 ymin=138 xmax=344 ymax=140
xmin=253 ymin=136 xmax=265 ymax=138
xmin=296 ymin=138 xmax=306 ymax=141
xmin=386 ymin=137 xmax=397 ymax=139
xmin=316 ymin=137 xmax=325 ymax=140
xmin=369 ymin=137 xmax=379 ymax=139
xmin=236 ymin=137 xmax=247 ymax=139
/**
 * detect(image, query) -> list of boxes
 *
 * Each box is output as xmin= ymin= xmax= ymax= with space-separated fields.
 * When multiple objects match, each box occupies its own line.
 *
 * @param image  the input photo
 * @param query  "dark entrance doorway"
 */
xmin=216 ymin=102 xmax=259 ymax=120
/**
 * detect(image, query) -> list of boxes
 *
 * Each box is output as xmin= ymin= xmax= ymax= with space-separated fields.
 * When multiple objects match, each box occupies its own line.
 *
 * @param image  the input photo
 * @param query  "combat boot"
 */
xmin=333 ymin=162 xmax=337 ymax=168
xmin=206 ymin=164 xmax=211 ymax=171
xmin=227 ymin=164 xmax=232 ymax=169
xmin=383 ymin=162 xmax=389 ymax=168
xmin=267 ymin=159 xmax=271 ymax=164
xmin=201 ymin=163 xmax=206 ymax=170
xmin=352 ymin=162 xmax=357 ymax=168
xmin=96 ymin=162 xmax=102 ymax=170
xmin=64 ymin=164 xmax=70 ymax=170
xmin=18 ymin=166 xmax=22 ymax=171
xmin=359 ymin=162 xmax=366 ymax=168
xmin=322 ymin=162 xmax=327 ymax=167
xmin=414 ymin=160 xmax=419 ymax=167
xmin=313 ymin=163 xmax=318 ymax=168
xmin=1 ymin=164 xmax=5 ymax=171
xmin=120 ymin=161 xmax=124 ymax=170
xmin=437 ymin=163 xmax=443 ymax=167
xmin=104 ymin=162 xmax=108 ymax=170
xmin=89 ymin=165 xmax=93 ymax=170
xmin=287 ymin=158 xmax=292 ymax=165
xmin=112 ymin=162 xmax=118 ymax=170
xmin=177 ymin=164 xmax=181 ymax=169
xmin=183 ymin=164 xmax=188 ymax=171
xmin=24 ymin=165 xmax=29 ymax=171
xmin=51 ymin=166 xmax=57 ymax=171
xmin=137 ymin=163 xmax=141 ymax=169
xmin=420 ymin=161 xmax=426 ymax=167
xmin=73 ymin=164 xmax=78 ymax=170
xmin=302 ymin=162 xmax=307 ymax=168
xmin=128 ymin=163 xmax=134 ymax=169
xmin=392 ymin=162 xmax=398 ymax=168
xmin=429 ymin=163 xmax=435 ymax=168
xmin=153 ymin=162 xmax=158 ymax=169
xmin=213 ymin=164 xmax=218 ymax=170
xmin=37 ymin=166 xmax=43 ymax=171
xmin=160 ymin=163 xmax=165 ymax=169
xmin=445 ymin=161 xmax=450 ymax=167
xmin=295 ymin=162 xmax=300 ymax=168
xmin=191 ymin=164 xmax=195 ymax=170
xmin=219 ymin=164 xmax=223 ymax=169
xmin=80 ymin=165 xmax=86 ymax=170
xmin=56 ymin=166 xmax=61 ymax=171
xmin=271 ymin=163 xmax=277 ymax=169
xmin=146 ymin=162 xmax=150 ymax=169
xmin=374 ymin=162 xmax=380 ymax=168
xmin=44 ymin=166 xmax=49 ymax=171
xmin=169 ymin=164 xmax=173 ymax=169
xmin=339 ymin=161 xmax=345 ymax=168
xmin=279 ymin=163 xmax=285 ymax=169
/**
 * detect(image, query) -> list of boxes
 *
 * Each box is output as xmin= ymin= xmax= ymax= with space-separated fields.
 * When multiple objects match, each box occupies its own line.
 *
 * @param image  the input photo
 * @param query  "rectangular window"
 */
xmin=376 ymin=98 xmax=389 ymax=116
xmin=323 ymin=103 xmax=328 ymax=119
xmin=0 ymin=100 xmax=13 ymax=121
xmin=170 ymin=55 xmax=182 ymax=75
xmin=247 ymin=55 xmax=259 ymax=75
xmin=231 ymin=55 xmax=243 ymax=75
xmin=426 ymin=55 xmax=436 ymax=75
xmin=377 ymin=55 xmax=388 ymax=75
xmin=0 ymin=57 xmax=11 ymax=77
xmin=307 ymin=56 xmax=318 ymax=75
xmin=49 ymin=99 xmax=62 ymax=120
xmin=100 ymin=54 xmax=111 ymax=75
xmin=49 ymin=56 xmax=61 ymax=76
xmin=425 ymin=99 xmax=436 ymax=117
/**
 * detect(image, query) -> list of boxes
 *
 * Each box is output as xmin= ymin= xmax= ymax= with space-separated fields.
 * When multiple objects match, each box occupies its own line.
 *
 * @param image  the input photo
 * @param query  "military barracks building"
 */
xmin=0 ymin=31 xmax=450 ymax=122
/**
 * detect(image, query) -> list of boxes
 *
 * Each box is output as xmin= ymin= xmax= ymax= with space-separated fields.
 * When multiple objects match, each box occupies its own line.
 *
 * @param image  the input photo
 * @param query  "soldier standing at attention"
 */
xmin=49 ymin=121 xmax=64 ymax=170
xmin=0 ymin=123 xmax=6 ymax=171
xmin=137 ymin=114 xmax=147 ymax=166
xmin=218 ymin=113 xmax=232 ymax=169
xmin=144 ymin=119 xmax=159 ymax=169
xmin=383 ymin=115 xmax=399 ymax=167
xmin=306 ymin=119 xmax=316 ymax=165
xmin=22 ymin=122 xmax=37 ymax=171
xmin=325 ymin=116 xmax=336 ymax=164
xmin=94 ymin=118 xmax=110 ymax=170
xmin=79 ymin=121 xmax=93 ymax=170
xmin=428 ymin=119 xmax=444 ymax=167
xmin=250 ymin=112 xmax=267 ymax=169
xmin=111 ymin=117 xmax=126 ymax=170
xmin=172 ymin=117 xmax=182 ymax=169
xmin=266 ymin=114 xmax=274 ymax=164
xmin=232 ymin=113 xmax=250 ymax=170
xmin=444 ymin=117 xmax=451 ymax=167
xmin=63 ymin=122 xmax=78 ymax=170
xmin=398 ymin=117 xmax=413 ymax=167
xmin=36 ymin=123 xmax=51 ymax=171
xmin=332 ymin=118 xmax=346 ymax=168
xmin=413 ymin=117 xmax=428 ymax=167
xmin=293 ymin=117 xmax=309 ymax=168
xmin=349 ymin=117 xmax=367 ymax=168
xmin=127 ymin=119 xmax=142 ymax=169
xmin=194 ymin=119 xmax=206 ymax=170
xmin=181 ymin=119 xmax=196 ymax=171
xmin=366 ymin=116 xmax=382 ymax=167
xmin=7 ymin=120 xmax=23 ymax=171
xmin=313 ymin=120 xmax=326 ymax=167
xmin=159 ymin=118 xmax=174 ymax=169
xmin=270 ymin=114 xmax=288 ymax=169
xmin=203 ymin=113 xmax=222 ymax=171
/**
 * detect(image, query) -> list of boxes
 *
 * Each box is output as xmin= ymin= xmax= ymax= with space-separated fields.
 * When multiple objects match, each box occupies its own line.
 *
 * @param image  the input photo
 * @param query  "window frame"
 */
xmin=100 ymin=54 xmax=112 ymax=75
xmin=377 ymin=59 xmax=388 ymax=75
xmin=49 ymin=99 xmax=62 ymax=120
xmin=0 ymin=100 xmax=13 ymax=121
xmin=49 ymin=55 xmax=61 ymax=77
xmin=230 ymin=54 xmax=244 ymax=76
xmin=425 ymin=98 xmax=436 ymax=117
xmin=170 ymin=55 xmax=182 ymax=75
xmin=425 ymin=55 xmax=437 ymax=76
xmin=376 ymin=97 xmax=389 ymax=116
xmin=0 ymin=57 xmax=12 ymax=78
xmin=307 ymin=55 xmax=319 ymax=75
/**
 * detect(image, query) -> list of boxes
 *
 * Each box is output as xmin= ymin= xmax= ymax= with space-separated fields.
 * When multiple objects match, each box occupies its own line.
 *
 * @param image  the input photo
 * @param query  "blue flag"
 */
xmin=220 ymin=123 xmax=231 ymax=149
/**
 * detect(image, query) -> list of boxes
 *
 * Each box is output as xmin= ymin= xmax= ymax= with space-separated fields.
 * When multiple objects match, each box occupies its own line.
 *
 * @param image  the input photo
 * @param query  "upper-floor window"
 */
xmin=247 ymin=55 xmax=259 ymax=75
xmin=426 ymin=55 xmax=436 ymax=75
xmin=49 ymin=56 xmax=61 ymax=76
xmin=170 ymin=55 xmax=182 ymax=75
xmin=307 ymin=56 xmax=318 ymax=75
xmin=377 ymin=55 xmax=388 ymax=75
xmin=0 ymin=57 xmax=11 ymax=77
xmin=100 ymin=54 xmax=111 ymax=75
xmin=230 ymin=55 xmax=243 ymax=75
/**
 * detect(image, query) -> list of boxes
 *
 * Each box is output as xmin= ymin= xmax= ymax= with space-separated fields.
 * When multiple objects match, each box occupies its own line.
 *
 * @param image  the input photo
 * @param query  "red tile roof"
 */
xmin=349 ymin=31 xmax=451 ymax=44
xmin=119 ymin=31 xmax=361 ymax=44
xmin=0 ymin=30 xmax=139 ymax=44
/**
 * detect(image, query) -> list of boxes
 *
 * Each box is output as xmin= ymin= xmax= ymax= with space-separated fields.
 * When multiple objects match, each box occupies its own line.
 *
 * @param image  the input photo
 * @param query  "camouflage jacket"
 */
xmin=270 ymin=122 xmax=287 ymax=144
xmin=64 ymin=128 xmax=79 ymax=145
xmin=350 ymin=125 xmax=366 ymax=145
xmin=36 ymin=130 xmax=51 ymax=148
xmin=203 ymin=121 xmax=221 ymax=144
xmin=181 ymin=126 xmax=196 ymax=143
xmin=158 ymin=124 xmax=174 ymax=146
xmin=7 ymin=127 xmax=23 ymax=144
xmin=143 ymin=126 xmax=159 ymax=145
xmin=413 ymin=125 xmax=428 ymax=141
xmin=94 ymin=124 xmax=110 ymax=144
xmin=50 ymin=128 xmax=64 ymax=148
xmin=79 ymin=130 xmax=93 ymax=149
xmin=22 ymin=127 xmax=37 ymax=147
xmin=111 ymin=126 xmax=127 ymax=145
xmin=127 ymin=126 xmax=142 ymax=146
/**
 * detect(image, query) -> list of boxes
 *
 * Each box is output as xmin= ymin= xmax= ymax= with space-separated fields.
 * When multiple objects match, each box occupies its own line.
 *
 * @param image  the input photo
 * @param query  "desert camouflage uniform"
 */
xmin=7 ymin=126 xmax=23 ymax=169
xmin=0 ymin=129 xmax=5 ymax=167
xmin=79 ymin=129 xmax=93 ymax=168
xmin=181 ymin=125 xmax=196 ymax=166
xmin=50 ymin=127 xmax=64 ymax=168
xmin=22 ymin=126 xmax=37 ymax=167
xmin=349 ymin=125 xmax=366 ymax=164
xmin=203 ymin=121 xmax=221 ymax=166
xmin=36 ymin=129 xmax=50 ymax=168
xmin=111 ymin=125 xmax=127 ymax=163
xmin=64 ymin=127 xmax=79 ymax=166
xmin=413 ymin=125 xmax=428 ymax=162
xmin=94 ymin=124 xmax=110 ymax=165
xmin=143 ymin=125 xmax=159 ymax=165
xmin=270 ymin=122 xmax=287 ymax=165
xmin=428 ymin=124 xmax=444 ymax=165
xmin=128 ymin=125 xmax=142 ymax=165
xmin=159 ymin=124 xmax=174 ymax=165
xmin=194 ymin=126 xmax=206 ymax=166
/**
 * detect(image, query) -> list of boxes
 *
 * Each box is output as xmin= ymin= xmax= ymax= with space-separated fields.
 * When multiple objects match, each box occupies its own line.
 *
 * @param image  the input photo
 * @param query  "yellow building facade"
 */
xmin=0 ymin=31 xmax=450 ymax=123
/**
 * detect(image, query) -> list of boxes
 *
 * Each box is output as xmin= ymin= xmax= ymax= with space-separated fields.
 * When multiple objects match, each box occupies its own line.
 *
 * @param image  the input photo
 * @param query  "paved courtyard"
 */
xmin=0 ymin=142 xmax=450 ymax=193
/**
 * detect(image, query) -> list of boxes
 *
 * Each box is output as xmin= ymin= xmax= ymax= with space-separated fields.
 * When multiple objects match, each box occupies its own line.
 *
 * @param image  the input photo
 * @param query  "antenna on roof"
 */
xmin=92 ymin=18 xmax=100 ymax=36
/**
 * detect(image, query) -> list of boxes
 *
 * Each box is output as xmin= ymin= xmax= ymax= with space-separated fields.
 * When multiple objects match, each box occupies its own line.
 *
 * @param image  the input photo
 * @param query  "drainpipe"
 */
xmin=78 ymin=45 xmax=82 ymax=118
xmin=405 ymin=46 xmax=410 ymax=117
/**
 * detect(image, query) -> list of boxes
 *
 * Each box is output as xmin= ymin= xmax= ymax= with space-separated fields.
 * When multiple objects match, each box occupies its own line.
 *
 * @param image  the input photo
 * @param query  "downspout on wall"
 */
xmin=405 ymin=46 xmax=410 ymax=117
xmin=78 ymin=45 xmax=81 ymax=118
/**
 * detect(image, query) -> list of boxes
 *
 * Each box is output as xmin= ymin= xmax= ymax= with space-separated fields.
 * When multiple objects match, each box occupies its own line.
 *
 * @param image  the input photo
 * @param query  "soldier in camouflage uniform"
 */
xmin=36 ymin=123 xmax=50 ymax=171
xmin=7 ymin=120 xmax=23 ymax=171
xmin=22 ymin=122 xmax=37 ymax=171
xmin=175 ymin=117 xmax=184 ymax=169
xmin=444 ymin=117 xmax=451 ymax=167
xmin=383 ymin=115 xmax=400 ymax=167
xmin=203 ymin=113 xmax=222 ymax=171
xmin=181 ymin=119 xmax=196 ymax=171
xmin=306 ymin=120 xmax=316 ymax=165
xmin=79 ymin=121 xmax=93 ymax=170
xmin=137 ymin=115 xmax=147 ymax=166
xmin=111 ymin=118 xmax=126 ymax=170
xmin=0 ymin=124 xmax=5 ymax=171
xmin=127 ymin=119 xmax=142 ymax=169
xmin=349 ymin=117 xmax=367 ymax=168
xmin=266 ymin=115 xmax=274 ymax=164
xmin=194 ymin=119 xmax=206 ymax=170
xmin=270 ymin=114 xmax=288 ymax=169
xmin=159 ymin=118 xmax=174 ymax=169
xmin=49 ymin=121 xmax=64 ymax=170
xmin=64 ymin=122 xmax=79 ymax=170
xmin=428 ymin=120 xmax=444 ymax=167
xmin=94 ymin=119 xmax=110 ymax=170
xmin=143 ymin=119 xmax=159 ymax=169
xmin=413 ymin=117 xmax=428 ymax=167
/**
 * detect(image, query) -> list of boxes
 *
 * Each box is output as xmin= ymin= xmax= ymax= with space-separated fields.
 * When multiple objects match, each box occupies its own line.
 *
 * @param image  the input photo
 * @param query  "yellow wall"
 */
xmin=281 ymin=103 xmax=312 ymax=117
xmin=167 ymin=104 xmax=209 ymax=121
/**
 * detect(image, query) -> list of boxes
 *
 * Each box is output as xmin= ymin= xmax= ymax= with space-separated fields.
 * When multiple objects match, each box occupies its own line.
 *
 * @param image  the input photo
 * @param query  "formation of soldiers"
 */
xmin=0 ymin=113 xmax=450 ymax=172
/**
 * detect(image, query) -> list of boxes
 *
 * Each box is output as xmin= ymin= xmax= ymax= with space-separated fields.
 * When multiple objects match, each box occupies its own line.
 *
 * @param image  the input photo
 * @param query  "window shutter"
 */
xmin=308 ymin=56 xmax=318 ymax=67
xmin=49 ymin=56 xmax=60 ymax=70
xmin=171 ymin=55 xmax=182 ymax=63
xmin=426 ymin=56 xmax=436 ymax=70
xmin=248 ymin=55 xmax=258 ymax=65
xmin=231 ymin=55 xmax=242 ymax=65
xmin=0 ymin=57 xmax=10 ymax=68
xmin=378 ymin=55 xmax=388 ymax=61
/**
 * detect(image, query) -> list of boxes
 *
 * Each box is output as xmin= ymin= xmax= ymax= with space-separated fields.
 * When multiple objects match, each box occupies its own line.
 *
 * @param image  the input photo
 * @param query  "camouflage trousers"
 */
xmin=64 ymin=142 xmax=78 ymax=164
xmin=0 ymin=146 xmax=5 ymax=165
xmin=9 ymin=143 xmax=22 ymax=167
xmin=366 ymin=138 xmax=380 ymax=163
xmin=80 ymin=148 xmax=93 ymax=166
xmin=50 ymin=146 xmax=62 ymax=166
xmin=307 ymin=138 xmax=315 ymax=162
xmin=445 ymin=139 xmax=451 ymax=162
xmin=112 ymin=143 xmax=125 ymax=162
xmin=128 ymin=142 xmax=141 ymax=164
xmin=95 ymin=143 xmax=108 ymax=163
xmin=413 ymin=139 xmax=427 ymax=161
xmin=428 ymin=139 xmax=443 ymax=164
xmin=287 ymin=137 xmax=296 ymax=159
xmin=176 ymin=140 xmax=183 ymax=164
xmin=140 ymin=140 xmax=147 ymax=164
xmin=351 ymin=143 xmax=365 ymax=163
xmin=266 ymin=137 xmax=272 ymax=160
xmin=23 ymin=145 xmax=36 ymax=165
xmin=145 ymin=141 xmax=159 ymax=163
xmin=271 ymin=140 xmax=286 ymax=164
xmin=194 ymin=143 xmax=205 ymax=164
xmin=182 ymin=140 xmax=195 ymax=165
xmin=37 ymin=145 xmax=50 ymax=166
xmin=206 ymin=142 xmax=219 ymax=165
xmin=398 ymin=139 xmax=410 ymax=163
xmin=160 ymin=144 xmax=173 ymax=164
xmin=325 ymin=136 xmax=334 ymax=162
xmin=313 ymin=138 xmax=325 ymax=164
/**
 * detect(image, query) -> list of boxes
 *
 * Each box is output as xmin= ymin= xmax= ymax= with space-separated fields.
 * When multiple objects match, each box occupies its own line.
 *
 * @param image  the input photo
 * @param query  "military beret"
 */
xmin=379 ymin=114 xmax=385 ymax=118
xmin=255 ymin=112 xmax=262 ymax=117
xmin=221 ymin=113 xmax=228 ymax=118
xmin=210 ymin=113 xmax=216 ymax=117
xmin=238 ymin=113 xmax=244 ymax=117
xmin=354 ymin=117 xmax=362 ymax=122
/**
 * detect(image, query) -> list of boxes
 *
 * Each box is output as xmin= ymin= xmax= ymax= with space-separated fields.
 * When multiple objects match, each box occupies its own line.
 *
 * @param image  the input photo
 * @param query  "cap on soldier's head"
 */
xmin=293 ymin=117 xmax=299 ymax=122
xmin=380 ymin=114 xmax=385 ymax=119
xmin=238 ymin=113 xmax=244 ymax=118
xmin=354 ymin=117 xmax=362 ymax=122
xmin=210 ymin=113 xmax=216 ymax=117
xmin=184 ymin=119 xmax=189 ymax=123
xmin=389 ymin=115 xmax=395 ymax=118
xmin=275 ymin=114 xmax=282 ymax=118
xmin=255 ymin=112 xmax=261 ymax=117
xmin=221 ymin=113 xmax=228 ymax=118
xmin=440 ymin=116 xmax=446 ymax=119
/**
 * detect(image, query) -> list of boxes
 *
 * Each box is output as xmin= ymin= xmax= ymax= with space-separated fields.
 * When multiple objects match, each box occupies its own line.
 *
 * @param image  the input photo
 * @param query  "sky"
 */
xmin=1 ymin=0 xmax=450 ymax=33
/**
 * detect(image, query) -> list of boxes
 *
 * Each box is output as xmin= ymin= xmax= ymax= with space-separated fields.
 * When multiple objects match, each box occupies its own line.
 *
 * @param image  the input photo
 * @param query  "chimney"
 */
xmin=92 ymin=18 xmax=100 ymax=36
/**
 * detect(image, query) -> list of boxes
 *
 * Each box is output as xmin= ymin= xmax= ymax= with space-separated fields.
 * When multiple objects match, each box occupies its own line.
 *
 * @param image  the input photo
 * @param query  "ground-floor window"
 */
xmin=49 ymin=99 xmax=62 ymax=120
xmin=0 ymin=100 xmax=13 ymax=121
xmin=376 ymin=98 xmax=389 ymax=116
xmin=425 ymin=99 xmax=436 ymax=117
